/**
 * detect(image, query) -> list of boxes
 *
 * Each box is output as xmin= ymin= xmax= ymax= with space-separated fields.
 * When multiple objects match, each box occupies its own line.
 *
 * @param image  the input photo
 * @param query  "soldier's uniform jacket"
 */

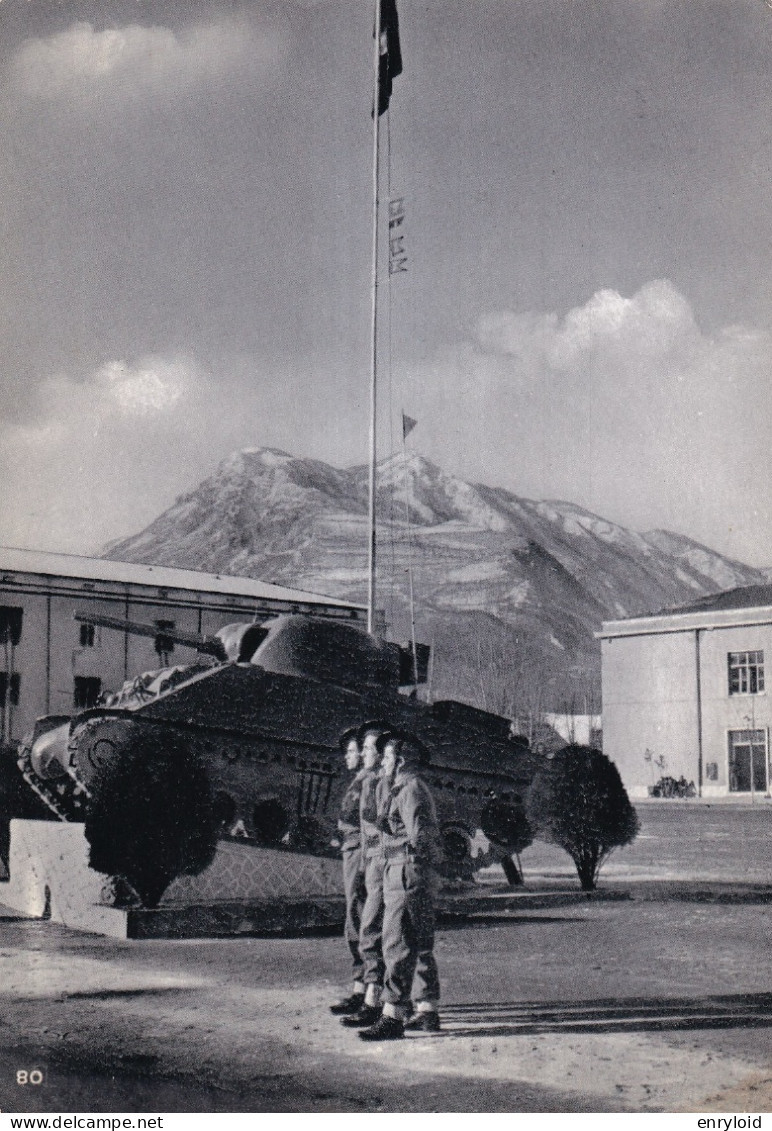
xmin=381 ymin=768 xmax=441 ymax=868
xmin=359 ymin=769 xmax=387 ymax=858
xmin=338 ymin=769 xmax=367 ymax=852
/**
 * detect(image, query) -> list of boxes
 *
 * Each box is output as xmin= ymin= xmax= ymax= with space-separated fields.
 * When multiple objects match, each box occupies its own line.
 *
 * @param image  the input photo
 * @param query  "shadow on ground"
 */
xmin=441 ymin=992 xmax=772 ymax=1037
xmin=0 ymin=1024 xmax=629 ymax=1114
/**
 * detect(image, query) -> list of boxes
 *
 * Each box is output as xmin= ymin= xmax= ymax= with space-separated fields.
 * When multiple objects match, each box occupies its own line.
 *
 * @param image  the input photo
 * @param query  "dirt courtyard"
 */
xmin=2 ymin=891 xmax=772 ymax=1114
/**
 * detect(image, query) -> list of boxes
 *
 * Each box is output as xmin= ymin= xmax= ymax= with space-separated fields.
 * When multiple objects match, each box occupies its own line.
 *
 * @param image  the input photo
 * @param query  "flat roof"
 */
xmin=600 ymin=603 xmax=772 ymax=640
xmin=0 ymin=545 xmax=363 ymax=611
xmin=599 ymin=583 xmax=772 ymax=639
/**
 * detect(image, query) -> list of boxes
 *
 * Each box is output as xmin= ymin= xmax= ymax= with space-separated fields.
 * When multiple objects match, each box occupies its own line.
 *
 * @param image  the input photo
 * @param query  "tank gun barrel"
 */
xmin=74 ymin=611 xmax=227 ymax=660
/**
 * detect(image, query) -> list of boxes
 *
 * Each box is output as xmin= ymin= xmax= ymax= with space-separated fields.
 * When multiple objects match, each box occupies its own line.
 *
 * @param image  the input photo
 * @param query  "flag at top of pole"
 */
xmin=402 ymin=412 xmax=417 ymax=440
xmin=377 ymin=0 xmax=402 ymax=116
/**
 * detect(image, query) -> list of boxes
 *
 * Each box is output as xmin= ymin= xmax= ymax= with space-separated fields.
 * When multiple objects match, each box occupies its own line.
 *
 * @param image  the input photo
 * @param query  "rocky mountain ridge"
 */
xmin=102 ymin=447 xmax=766 ymax=711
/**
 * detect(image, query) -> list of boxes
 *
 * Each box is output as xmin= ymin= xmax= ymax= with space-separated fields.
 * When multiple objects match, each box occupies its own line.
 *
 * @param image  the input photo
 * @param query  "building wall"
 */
xmin=0 ymin=568 xmax=363 ymax=747
xmin=602 ymin=617 xmax=772 ymax=799
xmin=698 ymin=624 xmax=771 ymax=797
xmin=601 ymin=631 xmax=699 ymax=799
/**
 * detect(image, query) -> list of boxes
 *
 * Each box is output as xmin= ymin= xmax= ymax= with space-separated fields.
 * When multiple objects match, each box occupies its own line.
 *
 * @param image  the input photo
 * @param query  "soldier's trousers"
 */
xmin=359 ymin=848 xmax=385 ymax=986
xmin=381 ymin=857 xmax=441 ymax=1009
xmin=342 ymin=845 xmax=367 ymax=983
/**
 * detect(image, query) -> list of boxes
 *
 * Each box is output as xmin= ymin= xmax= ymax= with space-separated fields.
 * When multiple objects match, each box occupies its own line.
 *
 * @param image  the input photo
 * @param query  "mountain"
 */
xmin=102 ymin=447 xmax=767 ymax=712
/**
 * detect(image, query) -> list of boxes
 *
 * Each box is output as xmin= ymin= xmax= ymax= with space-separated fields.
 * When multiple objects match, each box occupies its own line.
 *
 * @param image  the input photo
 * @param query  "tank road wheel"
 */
xmin=77 ymin=723 xmax=218 ymax=908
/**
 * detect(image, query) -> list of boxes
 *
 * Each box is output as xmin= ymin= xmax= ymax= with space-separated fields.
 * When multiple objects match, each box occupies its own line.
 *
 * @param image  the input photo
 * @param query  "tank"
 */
xmin=17 ymin=612 xmax=537 ymax=905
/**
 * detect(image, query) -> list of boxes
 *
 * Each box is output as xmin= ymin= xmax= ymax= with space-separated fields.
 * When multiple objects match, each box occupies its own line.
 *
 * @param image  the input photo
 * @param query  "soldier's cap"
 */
xmin=338 ymin=726 xmax=360 ymax=753
xmin=357 ymin=719 xmax=391 ymax=746
xmin=374 ymin=730 xmax=396 ymax=754
xmin=380 ymin=728 xmax=431 ymax=766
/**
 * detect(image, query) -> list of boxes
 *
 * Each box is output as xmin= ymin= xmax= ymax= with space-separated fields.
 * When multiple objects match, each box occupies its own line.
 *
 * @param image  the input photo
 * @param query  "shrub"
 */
xmin=526 ymin=744 xmax=639 ymax=891
xmin=83 ymin=724 xmax=219 ymax=907
xmin=480 ymin=798 xmax=534 ymax=886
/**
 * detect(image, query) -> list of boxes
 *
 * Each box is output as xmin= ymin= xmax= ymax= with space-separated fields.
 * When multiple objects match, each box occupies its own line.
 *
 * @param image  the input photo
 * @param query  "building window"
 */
xmin=0 ymin=672 xmax=21 ymax=705
xmin=0 ymin=607 xmax=23 ymax=646
xmin=73 ymin=676 xmax=102 ymax=710
xmin=728 ymin=729 xmax=767 ymax=793
xmin=79 ymin=622 xmax=95 ymax=648
xmin=728 ymin=651 xmax=765 ymax=696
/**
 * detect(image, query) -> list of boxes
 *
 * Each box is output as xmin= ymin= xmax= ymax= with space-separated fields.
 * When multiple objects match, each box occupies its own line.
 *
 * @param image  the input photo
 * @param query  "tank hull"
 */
xmin=15 ymin=615 xmax=538 ymax=903
xmin=66 ymin=661 xmax=533 ymax=861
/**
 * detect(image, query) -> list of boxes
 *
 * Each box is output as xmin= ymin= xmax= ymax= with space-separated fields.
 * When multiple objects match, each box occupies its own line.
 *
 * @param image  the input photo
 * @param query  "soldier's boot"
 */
xmin=359 ymin=1003 xmax=405 ymax=1041
xmin=330 ymin=984 xmax=365 ymax=1015
xmin=404 ymin=1009 xmax=441 ymax=1033
xmin=341 ymin=1004 xmax=381 ymax=1028
xmin=341 ymin=983 xmax=381 ymax=1027
xmin=359 ymin=1014 xmax=404 ymax=1041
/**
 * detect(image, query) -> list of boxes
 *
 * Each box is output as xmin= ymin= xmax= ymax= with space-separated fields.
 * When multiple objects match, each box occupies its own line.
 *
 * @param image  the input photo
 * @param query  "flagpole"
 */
xmin=401 ymin=419 xmax=419 ymax=685
xmin=367 ymin=0 xmax=383 ymax=636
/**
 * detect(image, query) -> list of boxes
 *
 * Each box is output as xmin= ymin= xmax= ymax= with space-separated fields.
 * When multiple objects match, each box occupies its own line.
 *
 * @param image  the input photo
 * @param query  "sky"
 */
xmin=1 ymin=0 xmax=772 ymax=565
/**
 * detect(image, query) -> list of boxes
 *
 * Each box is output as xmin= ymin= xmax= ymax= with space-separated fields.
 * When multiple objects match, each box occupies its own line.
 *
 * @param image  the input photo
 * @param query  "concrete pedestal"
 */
xmin=1 ymin=819 xmax=345 ymax=939
xmin=0 ymin=821 xmax=603 ymax=940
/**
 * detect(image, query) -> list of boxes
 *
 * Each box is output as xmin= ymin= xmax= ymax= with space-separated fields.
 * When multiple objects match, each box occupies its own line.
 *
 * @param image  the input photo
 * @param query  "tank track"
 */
xmin=16 ymin=738 xmax=91 ymax=822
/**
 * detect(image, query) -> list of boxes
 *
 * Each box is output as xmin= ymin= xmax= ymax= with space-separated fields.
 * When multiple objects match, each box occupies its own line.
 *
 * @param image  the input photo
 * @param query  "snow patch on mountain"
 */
xmin=374 ymin=454 xmax=509 ymax=530
xmin=675 ymin=567 xmax=704 ymax=590
xmin=506 ymin=582 xmax=531 ymax=607
xmin=538 ymin=501 xmax=654 ymax=555
xmin=446 ymin=562 xmax=507 ymax=583
xmin=643 ymin=529 xmax=764 ymax=589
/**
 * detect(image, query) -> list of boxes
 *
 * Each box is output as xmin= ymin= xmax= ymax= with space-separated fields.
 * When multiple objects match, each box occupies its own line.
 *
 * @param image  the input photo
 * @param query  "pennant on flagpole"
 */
xmin=389 ymin=197 xmax=408 ymax=275
xmin=377 ymin=0 xmax=402 ymax=116
xmin=402 ymin=412 xmax=417 ymax=440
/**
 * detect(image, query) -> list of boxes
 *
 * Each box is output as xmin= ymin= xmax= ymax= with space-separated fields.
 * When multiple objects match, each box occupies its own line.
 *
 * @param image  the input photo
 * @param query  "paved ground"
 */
xmin=2 ymin=802 xmax=772 ymax=1114
xmin=518 ymin=800 xmax=772 ymax=885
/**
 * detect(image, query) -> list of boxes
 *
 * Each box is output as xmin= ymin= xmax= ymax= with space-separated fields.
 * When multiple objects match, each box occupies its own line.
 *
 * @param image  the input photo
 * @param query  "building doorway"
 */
xmin=728 ymin=729 xmax=768 ymax=793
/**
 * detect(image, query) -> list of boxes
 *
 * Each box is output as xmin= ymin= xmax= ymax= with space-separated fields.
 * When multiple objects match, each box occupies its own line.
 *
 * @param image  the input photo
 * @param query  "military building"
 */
xmin=600 ymin=585 xmax=772 ymax=800
xmin=0 ymin=546 xmax=366 ymax=753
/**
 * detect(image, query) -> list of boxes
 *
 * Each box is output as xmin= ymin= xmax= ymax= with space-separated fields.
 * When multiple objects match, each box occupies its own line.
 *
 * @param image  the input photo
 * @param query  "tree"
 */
xmin=437 ymin=614 xmax=556 ymax=736
xmin=526 ymin=745 xmax=639 ymax=891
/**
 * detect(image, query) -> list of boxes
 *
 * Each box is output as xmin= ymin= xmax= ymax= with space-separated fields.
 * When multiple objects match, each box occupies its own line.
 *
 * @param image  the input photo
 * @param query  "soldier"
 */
xmin=360 ymin=730 xmax=442 ymax=1041
xmin=330 ymin=727 xmax=368 ymax=1016
xmin=340 ymin=721 xmax=391 ymax=1028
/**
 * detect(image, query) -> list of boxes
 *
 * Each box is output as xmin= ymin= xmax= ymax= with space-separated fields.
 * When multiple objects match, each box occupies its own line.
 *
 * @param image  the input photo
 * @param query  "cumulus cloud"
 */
xmin=24 ymin=357 xmax=190 ymax=430
xmin=10 ymin=18 xmax=282 ymax=102
xmin=410 ymin=280 xmax=772 ymax=565
xmin=0 ymin=350 xmax=357 ymax=555
xmin=475 ymin=280 xmax=700 ymax=370
xmin=2 ymin=281 xmax=769 ymax=567
xmin=97 ymin=360 xmax=185 ymax=415
xmin=0 ymin=356 xmax=207 ymax=553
